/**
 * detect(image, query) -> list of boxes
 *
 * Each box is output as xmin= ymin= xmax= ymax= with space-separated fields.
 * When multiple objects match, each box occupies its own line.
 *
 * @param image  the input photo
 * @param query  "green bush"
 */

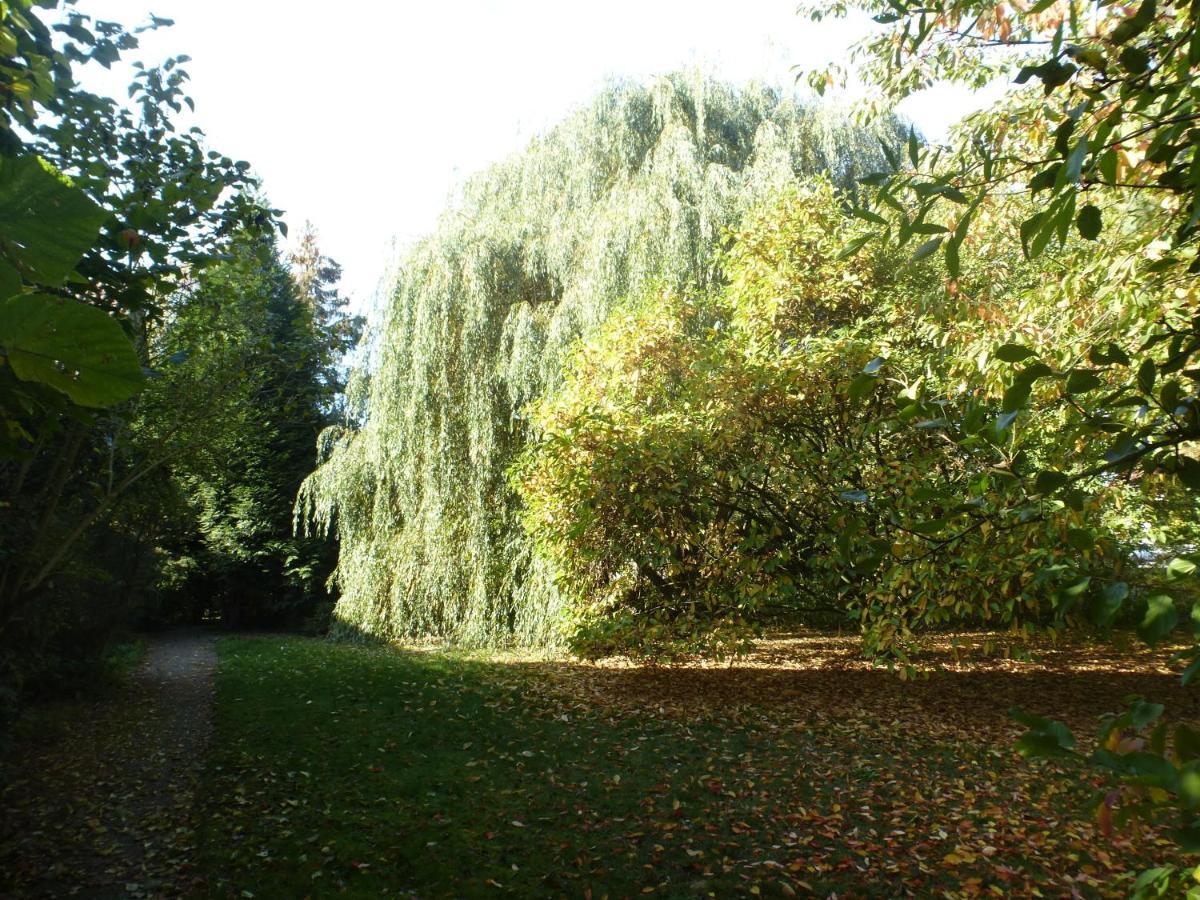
xmin=517 ymin=182 xmax=1128 ymax=661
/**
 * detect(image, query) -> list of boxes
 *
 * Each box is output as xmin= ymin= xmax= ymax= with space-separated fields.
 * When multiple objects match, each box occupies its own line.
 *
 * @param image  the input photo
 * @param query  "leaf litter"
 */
xmin=196 ymin=633 xmax=1195 ymax=897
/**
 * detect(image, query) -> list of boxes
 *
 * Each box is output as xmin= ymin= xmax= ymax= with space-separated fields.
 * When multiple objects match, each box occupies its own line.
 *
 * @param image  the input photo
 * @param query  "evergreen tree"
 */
xmin=289 ymin=223 xmax=364 ymax=408
xmin=143 ymin=229 xmax=355 ymax=628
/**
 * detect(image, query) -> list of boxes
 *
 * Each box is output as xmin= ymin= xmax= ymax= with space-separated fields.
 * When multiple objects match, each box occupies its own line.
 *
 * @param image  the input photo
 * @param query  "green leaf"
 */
xmin=1130 ymin=699 xmax=1165 ymax=730
xmin=1015 ymin=362 xmax=1054 ymax=386
xmin=851 ymin=207 xmax=888 ymax=226
xmin=945 ymin=236 xmax=961 ymax=277
xmin=1066 ymin=369 xmax=1102 ymax=393
xmin=880 ymin=140 xmax=900 ymax=172
xmin=1002 ymin=381 xmax=1031 ymax=411
xmin=1061 ymin=577 xmax=1091 ymax=599
xmin=1137 ymin=357 xmax=1157 ymax=393
xmin=1076 ymin=204 xmax=1102 ymax=240
xmin=848 ymin=372 xmax=878 ymax=402
xmin=1089 ymin=342 xmax=1130 ymax=366
xmin=1161 ymin=379 xmax=1182 ymax=411
xmin=0 ymin=294 xmax=143 ymax=407
xmin=1168 ymin=557 xmax=1198 ymax=579
xmin=1024 ymin=209 xmax=1055 ymax=259
xmin=1138 ymin=594 xmax=1179 ymax=647
xmin=1131 ymin=867 xmax=1175 ymax=893
xmin=1124 ymin=751 xmax=1176 ymax=782
xmin=910 ymin=237 xmax=943 ymax=261
xmin=1029 ymin=164 xmax=1062 ymax=193
xmin=837 ymin=234 xmax=873 ymax=260
xmin=1062 ymin=488 xmax=1087 ymax=512
xmin=1183 ymin=652 xmax=1200 ymax=687
xmin=1054 ymin=190 xmax=1076 ymax=244
xmin=0 ymin=155 xmax=108 ymax=286
xmin=1098 ymin=149 xmax=1119 ymax=184
xmin=1111 ymin=0 xmax=1156 ymax=44
xmin=0 ymin=258 xmax=20 ymax=300
xmin=996 ymin=343 xmax=1036 ymax=363
xmin=1010 ymin=708 xmax=1077 ymax=757
xmin=1035 ymin=469 xmax=1070 ymax=494
xmin=1067 ymin=527 xmax=1095 ymax=551
xmin=1053 ymin=120 xmax=1076 ymax=157
xmin=1119 ymin=46 xmax=1151 ymax=73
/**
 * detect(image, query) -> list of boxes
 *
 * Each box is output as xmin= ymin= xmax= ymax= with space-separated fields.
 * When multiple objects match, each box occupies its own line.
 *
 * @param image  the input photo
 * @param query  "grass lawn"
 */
xmin=198 ymin=635 xmax=1189 ymax=898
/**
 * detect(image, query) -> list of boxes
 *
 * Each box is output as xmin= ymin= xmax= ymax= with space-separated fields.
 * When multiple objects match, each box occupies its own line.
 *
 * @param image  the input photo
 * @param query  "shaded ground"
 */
xmin=200 ymin=634 xmax=1195 ymax=898
xmin=0 ymin=630 xmax=217 ymax=898
xmin=534 ymin=632 xmax=1200 ymax=740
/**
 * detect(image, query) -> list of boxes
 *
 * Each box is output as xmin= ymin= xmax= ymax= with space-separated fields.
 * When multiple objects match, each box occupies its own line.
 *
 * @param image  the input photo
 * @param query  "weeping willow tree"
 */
xmin=300 ymin=74 xmax=899 ymax=646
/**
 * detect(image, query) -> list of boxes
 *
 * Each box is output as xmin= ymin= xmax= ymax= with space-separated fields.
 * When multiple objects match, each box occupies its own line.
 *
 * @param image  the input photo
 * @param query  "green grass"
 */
xmin=99 ymin=637 xmax=147 ymax=681
xmin=198 ymin=637 xmax=1168 ymax=898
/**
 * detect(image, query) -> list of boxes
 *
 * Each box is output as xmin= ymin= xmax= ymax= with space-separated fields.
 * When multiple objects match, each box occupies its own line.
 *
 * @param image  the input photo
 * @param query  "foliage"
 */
xmin=301 ymin=75 xmax=901 ymax=647
xmin=0 ymin=151 xmax=136 ymax=413
xmin=518 ymin=183 xmax=1134 ymax=661
xmin=133 ymin=229 xmax=353 ymax=628
xmin=289 ymin=223 xmax=365 ymax=412
xmin=799 ymin=0 xmax=1200 ymax=626
xmin=0 ymin=1 xmax=283 ymax=704
xmin=796 ymin=0 xmax=1200 ymax=883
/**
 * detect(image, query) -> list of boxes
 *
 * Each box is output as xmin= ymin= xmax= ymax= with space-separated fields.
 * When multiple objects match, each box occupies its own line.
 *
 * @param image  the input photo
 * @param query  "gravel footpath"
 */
xmin=0 ymin=631 xmax=218 ymax=898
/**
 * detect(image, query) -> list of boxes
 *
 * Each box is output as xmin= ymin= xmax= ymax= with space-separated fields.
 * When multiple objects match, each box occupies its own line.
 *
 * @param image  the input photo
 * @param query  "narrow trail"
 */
xmin=0 ymin=631 xmax=217 ymax=898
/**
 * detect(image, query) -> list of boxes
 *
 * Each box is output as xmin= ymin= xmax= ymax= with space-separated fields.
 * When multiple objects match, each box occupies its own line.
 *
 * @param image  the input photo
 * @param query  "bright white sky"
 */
xmin=78 ymin=1 xmax=992 ymax=313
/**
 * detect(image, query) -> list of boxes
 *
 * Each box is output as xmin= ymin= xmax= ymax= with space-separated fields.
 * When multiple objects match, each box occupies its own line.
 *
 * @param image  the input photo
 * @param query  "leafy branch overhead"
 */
xmin=801 ymin=0 xmax=1200 ymax=633
xmin=798 ymin=0 xmax=1200 ymax=886
xmin=0 ymin=3 xmax=285 ymax=423
xmin=0 ymin=154 xmax=139 ymax=409
xmin=0 ymin=0 xmax=298 ymax=678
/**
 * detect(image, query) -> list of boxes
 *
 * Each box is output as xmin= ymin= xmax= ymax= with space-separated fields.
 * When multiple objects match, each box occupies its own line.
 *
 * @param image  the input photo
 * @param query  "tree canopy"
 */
xmin=300 ymin=75 xmax=902 ymax=646
xmin=0 ymin=2 xmax=349 ymax=708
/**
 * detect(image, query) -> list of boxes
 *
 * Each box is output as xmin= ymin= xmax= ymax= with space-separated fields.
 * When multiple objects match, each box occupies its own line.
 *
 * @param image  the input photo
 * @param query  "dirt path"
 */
xmin=0 ymin=631 xmax=218 ymax=898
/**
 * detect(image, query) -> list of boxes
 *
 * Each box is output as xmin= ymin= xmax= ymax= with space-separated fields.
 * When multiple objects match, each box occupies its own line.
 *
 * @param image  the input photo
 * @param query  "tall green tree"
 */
xmin=299 ymin=75 xmax=901 ymax=647
xmin=140 ymin=229 xmax=355 ymax=628
xmin=0 ymin=1 xmax=280 ymax=703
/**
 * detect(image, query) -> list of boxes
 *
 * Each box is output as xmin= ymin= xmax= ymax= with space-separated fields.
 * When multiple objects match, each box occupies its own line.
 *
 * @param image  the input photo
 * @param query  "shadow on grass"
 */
xmin=197 ymin=633 xmax=1185 ymax=898
xmin=353 ymin=625 xmax=1199 ymax=738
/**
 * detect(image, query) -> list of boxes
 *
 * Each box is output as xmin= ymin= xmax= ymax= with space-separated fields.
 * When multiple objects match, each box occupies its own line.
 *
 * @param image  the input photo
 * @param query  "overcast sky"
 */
xmin=78 ymin=1 xmax=991 ymax=313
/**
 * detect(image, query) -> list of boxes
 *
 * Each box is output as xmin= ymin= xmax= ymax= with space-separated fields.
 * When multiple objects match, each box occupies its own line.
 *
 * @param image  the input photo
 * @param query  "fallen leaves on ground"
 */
xmin=198 ymin=632 xmax=1196 ymax=898
xmin=0 ymin=633 xmax=216 ymax=898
